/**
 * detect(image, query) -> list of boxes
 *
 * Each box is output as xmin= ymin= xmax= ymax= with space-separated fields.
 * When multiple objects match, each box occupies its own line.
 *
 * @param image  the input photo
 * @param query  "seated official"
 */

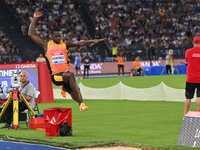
xmin=0 ymin=71 xmax=35 ymax=129
xmin=132 ymin=57 xmax=144 ymax=76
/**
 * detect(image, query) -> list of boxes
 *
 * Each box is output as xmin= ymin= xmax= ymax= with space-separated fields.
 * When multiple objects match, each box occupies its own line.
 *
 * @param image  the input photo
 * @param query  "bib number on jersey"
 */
xmin=51 ymin=52 xmax=65 ymax=64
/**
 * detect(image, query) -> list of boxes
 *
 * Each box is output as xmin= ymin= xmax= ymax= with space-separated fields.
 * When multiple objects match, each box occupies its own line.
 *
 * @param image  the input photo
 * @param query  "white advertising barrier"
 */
xmin=53 ymin=82 xmax=186 ymax=102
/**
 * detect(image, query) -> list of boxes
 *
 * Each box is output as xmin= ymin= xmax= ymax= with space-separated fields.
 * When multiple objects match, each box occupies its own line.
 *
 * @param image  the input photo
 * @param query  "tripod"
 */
xmin=0 ymin=89 xmax=36 ymax=130
xmin=161 ymin=55 xmax=179 ymax=75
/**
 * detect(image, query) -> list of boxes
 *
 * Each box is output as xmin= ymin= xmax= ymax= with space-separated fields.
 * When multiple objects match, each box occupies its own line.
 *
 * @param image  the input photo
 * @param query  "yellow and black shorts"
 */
xmin=51 ymin=72 xmax=64 ymax=86
xmin=51 ymin=72 xmax=72 ymax=93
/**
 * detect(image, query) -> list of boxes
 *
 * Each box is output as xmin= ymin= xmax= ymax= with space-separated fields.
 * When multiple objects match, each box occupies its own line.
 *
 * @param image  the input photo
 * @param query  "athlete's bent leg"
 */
xmin=62 ymin=72 xmax=83 ymax=104
xmin=62 ymin=72 xmax=88 ymax=111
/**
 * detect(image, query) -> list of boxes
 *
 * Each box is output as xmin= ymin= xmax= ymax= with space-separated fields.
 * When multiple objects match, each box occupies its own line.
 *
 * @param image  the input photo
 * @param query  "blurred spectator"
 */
xmin=2 ymin=51 xmax=11 ymax=64
xmin=0 ymin=28 xmax=20 ymax=64
xmin=12 ymin=54 xmax=22 ymax=63
xmin=111 ymin=43 xmax=118 ymax=58
xmin=36 ymin=53 xmax=46 ymax=62
xmin=93 ymin=47 xmax=101 ymax=62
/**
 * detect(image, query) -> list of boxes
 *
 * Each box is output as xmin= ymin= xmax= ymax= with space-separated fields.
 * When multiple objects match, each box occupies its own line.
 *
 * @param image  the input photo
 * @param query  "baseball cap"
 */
xmin=193 ymin=36 xmax=200 ymax=44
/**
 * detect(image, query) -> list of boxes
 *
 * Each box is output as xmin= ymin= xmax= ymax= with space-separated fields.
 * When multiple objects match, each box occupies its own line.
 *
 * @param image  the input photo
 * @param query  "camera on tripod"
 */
xmin=11 ymin=73 xmax=20 ymax=89
xmin=169 ymin=49 xmax=173 ymax=55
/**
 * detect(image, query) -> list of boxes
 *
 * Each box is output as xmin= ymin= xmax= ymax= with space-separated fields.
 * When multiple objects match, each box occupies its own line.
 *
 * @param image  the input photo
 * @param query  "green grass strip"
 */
xmin=0 ymin=99 xmax=199 ymax=149
xmin=52 ymin=75 xmax=186 ymax=89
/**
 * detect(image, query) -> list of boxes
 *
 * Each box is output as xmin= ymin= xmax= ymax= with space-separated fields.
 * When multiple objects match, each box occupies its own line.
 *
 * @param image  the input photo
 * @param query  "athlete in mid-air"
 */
xmin=28 ymin=11 xmax=106 ymax=111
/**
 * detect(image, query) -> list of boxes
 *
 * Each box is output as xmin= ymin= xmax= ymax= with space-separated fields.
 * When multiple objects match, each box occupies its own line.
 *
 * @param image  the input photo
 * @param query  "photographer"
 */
xmin=1 ymin=71 xmax=35 ymax=129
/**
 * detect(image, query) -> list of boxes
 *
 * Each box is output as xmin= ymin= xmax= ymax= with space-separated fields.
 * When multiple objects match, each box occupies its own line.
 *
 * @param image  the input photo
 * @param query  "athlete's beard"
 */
xmin=53 ymin=40 xmax=60 ymax=44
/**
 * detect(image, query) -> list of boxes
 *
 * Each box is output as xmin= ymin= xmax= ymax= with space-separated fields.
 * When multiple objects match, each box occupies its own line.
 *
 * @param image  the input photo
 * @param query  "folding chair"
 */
xmin=25 ymin=89 xmax=40 ymax=127
xmin=33 ymin=90 xmax=40 ymax=114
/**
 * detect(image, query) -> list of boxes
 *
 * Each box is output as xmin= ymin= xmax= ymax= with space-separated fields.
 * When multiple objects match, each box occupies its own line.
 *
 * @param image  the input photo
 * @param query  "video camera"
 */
xmin=169 ymin=49 xmax=173 ymax=55
xmin=11 ymin=73 xmax=20 ymax=89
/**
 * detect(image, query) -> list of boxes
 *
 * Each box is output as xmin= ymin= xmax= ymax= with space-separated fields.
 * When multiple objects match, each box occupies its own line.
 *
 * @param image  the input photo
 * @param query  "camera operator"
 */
xmin=0 ymin=71 xmax=35 ymax=129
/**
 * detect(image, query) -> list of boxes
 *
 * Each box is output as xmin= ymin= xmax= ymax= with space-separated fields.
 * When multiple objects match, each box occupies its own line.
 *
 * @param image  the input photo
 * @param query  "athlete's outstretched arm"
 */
xmin=65 ymin=38 xmax=106 ymax=47
xmin=28 ymin=11 xmax=47 ymax=50
xmin=89 ymin=55 xmax=93 ymax=60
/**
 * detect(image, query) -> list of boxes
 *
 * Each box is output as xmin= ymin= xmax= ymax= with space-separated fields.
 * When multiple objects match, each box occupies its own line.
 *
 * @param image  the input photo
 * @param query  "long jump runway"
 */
xmin=0 ymin=140 xmax=69 ymax=150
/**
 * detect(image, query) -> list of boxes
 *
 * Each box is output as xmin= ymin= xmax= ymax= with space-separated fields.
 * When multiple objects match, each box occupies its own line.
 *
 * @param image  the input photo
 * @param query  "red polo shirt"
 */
xmin=185 ymin=46 xmax=200 ymax=83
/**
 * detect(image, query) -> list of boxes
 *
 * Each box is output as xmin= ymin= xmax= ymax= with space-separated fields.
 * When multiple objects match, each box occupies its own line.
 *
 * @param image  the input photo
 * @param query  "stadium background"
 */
xmin=0 ymin=0 xmax=196 ymax=63
xmin=0 ymin=0 xmax=198 ymax=150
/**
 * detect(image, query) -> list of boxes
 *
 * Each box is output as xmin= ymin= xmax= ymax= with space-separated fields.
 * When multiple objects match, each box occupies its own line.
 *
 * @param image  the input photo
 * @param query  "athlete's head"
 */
xmin=135 ymin=57 xmax=139 ymax=61
xmin=84 ymin=52 xmax=91 ymax=57
xmin=52 ymin=28 xmax=62 ymax=44
xmin=193 ymin=36 xmax=200 ymax=47
xmin=75 ymin=52 xmax=79 ymax=56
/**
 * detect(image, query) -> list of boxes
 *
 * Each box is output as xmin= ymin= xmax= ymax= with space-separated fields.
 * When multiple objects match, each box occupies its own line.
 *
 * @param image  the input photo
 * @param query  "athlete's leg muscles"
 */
xmin=62 ymin=72 xmax=83 ymax=104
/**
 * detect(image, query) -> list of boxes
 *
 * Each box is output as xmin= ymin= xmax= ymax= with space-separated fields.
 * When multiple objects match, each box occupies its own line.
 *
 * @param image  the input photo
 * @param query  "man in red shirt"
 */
xmin=184 ymin=36 xmax=200 ymax=115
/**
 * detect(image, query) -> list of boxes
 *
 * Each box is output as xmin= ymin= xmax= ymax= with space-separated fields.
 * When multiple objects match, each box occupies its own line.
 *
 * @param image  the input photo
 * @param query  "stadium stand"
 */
xmin=84 ymin=0 xmax=197 ymax=60
xmin=6 ymin=0 xmax=90 ymax=42
xmin=5 ymin=0 xmax=100 ymax=62
xmin=1 ymin=0 xmax=199 ymax=62
xmin=0 ymin=28 xmax=22 ymax=64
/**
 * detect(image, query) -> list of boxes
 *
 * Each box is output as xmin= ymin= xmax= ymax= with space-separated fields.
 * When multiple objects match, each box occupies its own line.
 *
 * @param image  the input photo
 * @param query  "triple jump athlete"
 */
xmin=28 ymin=11 xmax=106 ymax=111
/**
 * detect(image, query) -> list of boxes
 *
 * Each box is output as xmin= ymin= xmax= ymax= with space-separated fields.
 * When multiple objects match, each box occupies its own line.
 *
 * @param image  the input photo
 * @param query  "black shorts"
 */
xmin=166 ymin=65 xmax=171 ymax=69
xmin=118 ymin=64 xmax=124 ymax=69
xmin=137 ymin=68 xmax=142 ymax=72
xmin=84 ymin=65 xmax=90 ymax=70
xmin=185 ymin=82 xmax=200 ymax=99
xmin=75 ymin=66 xmax=80 ymax=70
